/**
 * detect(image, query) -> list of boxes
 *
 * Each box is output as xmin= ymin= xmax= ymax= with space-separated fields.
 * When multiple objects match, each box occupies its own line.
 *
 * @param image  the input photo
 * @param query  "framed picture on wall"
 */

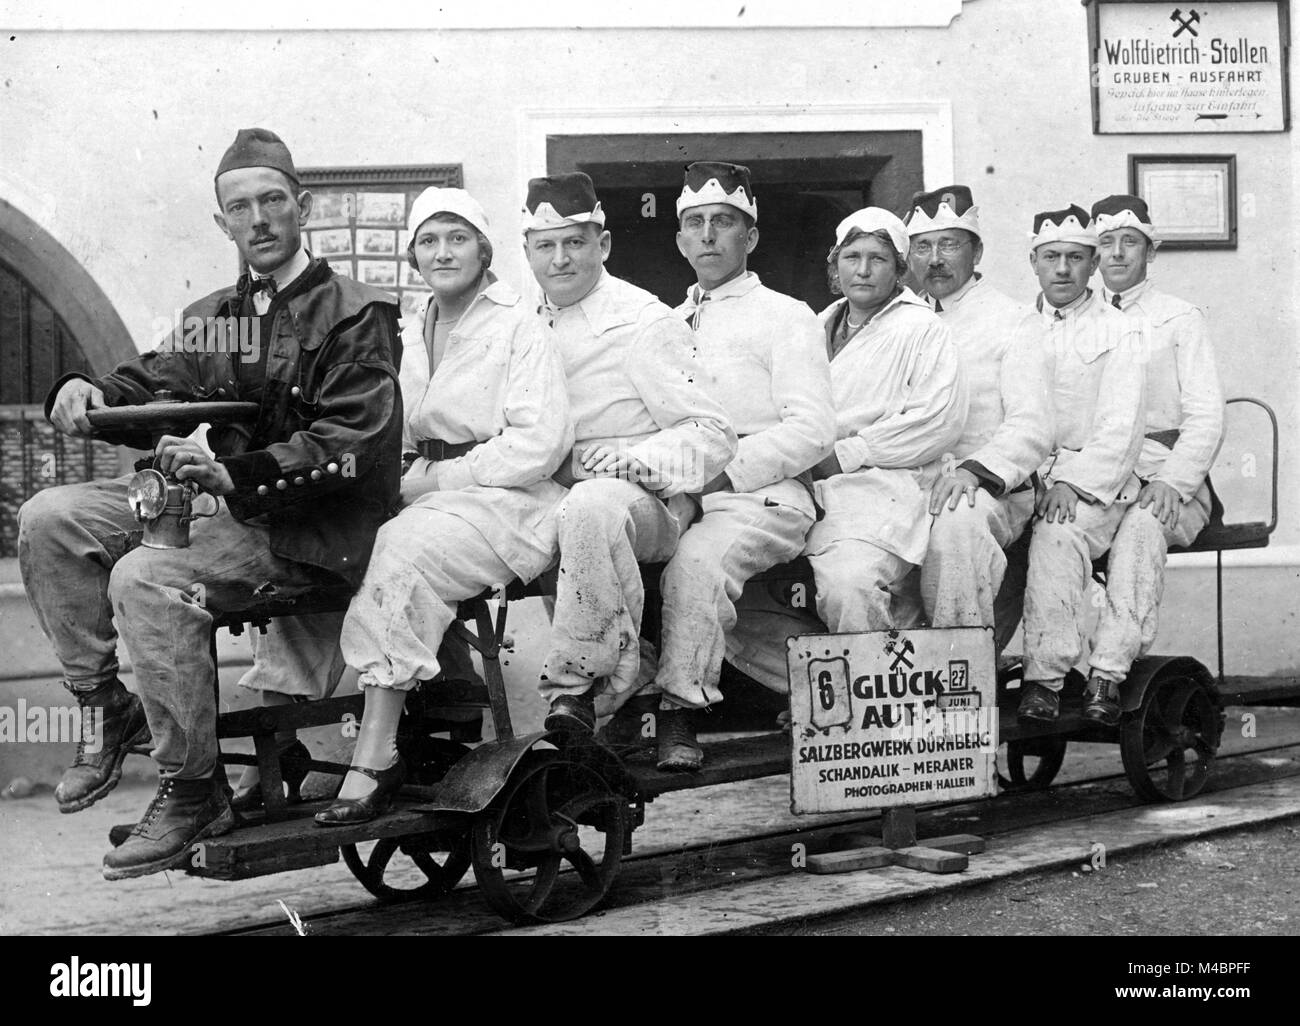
xmin=296 ymin=163 xmax=463 ymax=311
xmin=1128 ymin=154 xmax=1238 ymax=250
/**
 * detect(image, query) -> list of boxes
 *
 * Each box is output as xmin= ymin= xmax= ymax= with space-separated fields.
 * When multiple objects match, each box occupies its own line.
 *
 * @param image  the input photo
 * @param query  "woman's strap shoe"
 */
xmin=313 ymin=757 xmax=406 ymax=827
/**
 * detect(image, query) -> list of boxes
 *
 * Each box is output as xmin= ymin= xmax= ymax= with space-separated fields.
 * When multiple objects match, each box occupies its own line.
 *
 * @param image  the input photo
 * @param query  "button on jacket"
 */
xmin=399 ymin=274 xmax=572 ymax=580
xmin=44 ymin=257 xmax=402 ymax=585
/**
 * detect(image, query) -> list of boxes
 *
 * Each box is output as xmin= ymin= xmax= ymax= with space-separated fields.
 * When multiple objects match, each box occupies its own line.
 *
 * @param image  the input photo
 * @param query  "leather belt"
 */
xmin=1145 ymin=428 xmax=1181 ymax=450
xmin=417 ymin=438 xmax=478 ymax=461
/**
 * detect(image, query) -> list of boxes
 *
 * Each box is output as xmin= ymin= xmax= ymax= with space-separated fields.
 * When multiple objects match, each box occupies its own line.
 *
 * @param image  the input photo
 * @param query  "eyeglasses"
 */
xmin=910 ymin=238 xmax=971 ymax=258
xmin=681 ymin=212 xmax=743 ymax=233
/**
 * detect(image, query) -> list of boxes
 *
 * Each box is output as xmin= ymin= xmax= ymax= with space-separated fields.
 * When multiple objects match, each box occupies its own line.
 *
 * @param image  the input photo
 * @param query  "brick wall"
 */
xmin=0 ymin=406 xmax=124 ymax=556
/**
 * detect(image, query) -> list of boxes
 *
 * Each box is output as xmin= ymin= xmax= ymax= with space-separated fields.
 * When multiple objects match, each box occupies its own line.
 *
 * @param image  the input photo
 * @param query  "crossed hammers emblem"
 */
xmin=1170 ymin=8 xmax=1201 ymax=38
xmin=886 ymin=637 xmax=915 ymax=672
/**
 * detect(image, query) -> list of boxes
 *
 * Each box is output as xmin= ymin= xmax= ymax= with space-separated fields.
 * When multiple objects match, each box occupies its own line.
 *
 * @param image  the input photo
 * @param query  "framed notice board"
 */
xmin=299 ymin=164 xmax=463 ymax=325
xmin=1085 ymin=0 xmax=1291 ymax=133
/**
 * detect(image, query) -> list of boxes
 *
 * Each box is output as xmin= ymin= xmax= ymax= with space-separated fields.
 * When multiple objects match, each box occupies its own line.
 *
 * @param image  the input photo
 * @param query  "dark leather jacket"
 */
xmin=45 ymin=258 xmax=402 ymax=586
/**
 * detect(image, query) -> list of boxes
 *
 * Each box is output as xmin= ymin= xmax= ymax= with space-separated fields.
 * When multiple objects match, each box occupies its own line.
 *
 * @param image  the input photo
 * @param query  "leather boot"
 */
xmin=656 ymin=707 xmax=704 ymax=772
xmin=1082 ymin=674 xmax=1122 ymax=727
xmin=102 ymin=775 xmax=235 ymax=881
xmin=55 ymin=678 xmax=151 ymax=813
xmin=595 ymin=693 xmax=658 ymax=761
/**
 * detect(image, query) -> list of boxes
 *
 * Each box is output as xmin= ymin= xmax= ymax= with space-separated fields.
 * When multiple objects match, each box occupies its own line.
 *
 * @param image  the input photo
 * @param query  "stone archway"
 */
xmin=0 ymin=198 xmax=136 ymax=375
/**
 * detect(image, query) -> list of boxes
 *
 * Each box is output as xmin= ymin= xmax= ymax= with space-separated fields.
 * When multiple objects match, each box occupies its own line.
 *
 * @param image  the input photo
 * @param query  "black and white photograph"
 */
xmin=0 ymin=0 xmax=1294 ymax=990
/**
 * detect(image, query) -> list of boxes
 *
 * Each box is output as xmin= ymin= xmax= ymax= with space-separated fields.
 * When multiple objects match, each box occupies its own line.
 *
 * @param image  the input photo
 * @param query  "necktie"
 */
xmin=249 ymin=276 xmax=277 ymax=300
xmin=933 ymin=298 xmax=943 ymax=313
xmin=1111 ymin=292 xmax=1122 ymax=310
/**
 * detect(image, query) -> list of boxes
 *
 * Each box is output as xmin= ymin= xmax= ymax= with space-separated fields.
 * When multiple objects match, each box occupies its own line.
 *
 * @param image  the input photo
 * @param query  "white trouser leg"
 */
xmin=539 ymin=478 xmax=682 ymax=703
xmin=921 ymin=489 xmax=1033 ymax=630
xmin=237 ymin=612 xmax=348 ymax=700
xmin=1089 ymin=496 xmax=1209 ymax=683
xmin=655 ymin=492 xmax=812 ymax=710
xmin=1022 ymin=500 xmax=1129 ymax=689
xmin=808 ymin=537 xmax=912 ymax=633
xmin=341 ymin=509 xmax=513 ymax=692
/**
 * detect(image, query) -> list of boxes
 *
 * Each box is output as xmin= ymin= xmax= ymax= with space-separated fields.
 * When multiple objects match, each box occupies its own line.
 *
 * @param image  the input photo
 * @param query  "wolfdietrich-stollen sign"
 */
xmin=1086 ymin=1 xmax=1291 ymax=133
xmin=787 ymin=628 xmax=997 ymax=815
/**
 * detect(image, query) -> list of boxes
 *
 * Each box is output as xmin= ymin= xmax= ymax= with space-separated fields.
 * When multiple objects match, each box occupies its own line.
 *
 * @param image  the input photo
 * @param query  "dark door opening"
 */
xmin=547 ymin=131 xmax=923 ymax=313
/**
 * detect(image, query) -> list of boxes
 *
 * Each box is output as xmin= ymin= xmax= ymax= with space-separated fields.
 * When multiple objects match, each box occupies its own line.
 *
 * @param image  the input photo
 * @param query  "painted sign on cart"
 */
xmin=1088 ymin=1 xmax=1291 ymax=133
xmin=787 ymin=628 xmax=997 ymax=814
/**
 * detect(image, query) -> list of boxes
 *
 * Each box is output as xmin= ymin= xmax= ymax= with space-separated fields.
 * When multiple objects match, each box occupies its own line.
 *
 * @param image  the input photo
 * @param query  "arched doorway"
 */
xmin=0 ymin=200 xmax=136 ymax=557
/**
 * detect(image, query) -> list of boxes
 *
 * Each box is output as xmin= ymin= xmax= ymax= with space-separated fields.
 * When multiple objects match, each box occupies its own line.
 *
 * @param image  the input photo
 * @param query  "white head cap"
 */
xmin=831 ymin=207 xmax=909 ymax=260
xmin=407 ymin=187 xmax=491 ymax=240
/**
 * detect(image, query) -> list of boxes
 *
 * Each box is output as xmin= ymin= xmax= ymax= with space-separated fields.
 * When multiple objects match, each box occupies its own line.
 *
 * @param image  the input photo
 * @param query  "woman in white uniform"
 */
xmin=316 ymin=187 xmax=573 ymax=825
xmin=806 ymin=207 xmax=968 ymax=633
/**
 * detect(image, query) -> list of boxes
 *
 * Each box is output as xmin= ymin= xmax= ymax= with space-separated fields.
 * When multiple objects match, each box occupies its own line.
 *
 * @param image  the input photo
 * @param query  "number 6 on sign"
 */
xmin=807 ymin=658 xmax=852 ymax=731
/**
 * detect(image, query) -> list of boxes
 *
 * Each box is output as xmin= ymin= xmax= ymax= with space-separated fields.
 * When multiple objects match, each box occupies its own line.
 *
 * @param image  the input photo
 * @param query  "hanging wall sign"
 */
xmin=1087 ymin=1 xmax=1291 ymax=133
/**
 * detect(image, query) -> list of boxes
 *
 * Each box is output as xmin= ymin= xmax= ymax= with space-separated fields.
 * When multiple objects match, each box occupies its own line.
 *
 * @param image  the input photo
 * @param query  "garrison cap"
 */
xmin=215 ymin=128 xmax=299 ymax=187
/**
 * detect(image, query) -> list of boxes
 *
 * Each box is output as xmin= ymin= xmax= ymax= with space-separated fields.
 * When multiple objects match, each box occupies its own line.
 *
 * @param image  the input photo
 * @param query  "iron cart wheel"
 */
xmin=1120 ymin=672 xmax=1222 ymax=802
xmin=470 ymin=749 xmax=627 ymax=925
xmin=997 ymin=736 xmax=1069 ymax=791
xmin=994 ymin=660 xmax=1067 ymax=791
xmin=341 ymin=834 xmax=471 ymax=903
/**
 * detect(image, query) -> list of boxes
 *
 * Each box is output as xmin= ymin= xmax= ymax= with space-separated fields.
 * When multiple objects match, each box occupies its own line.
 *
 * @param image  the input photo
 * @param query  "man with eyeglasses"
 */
xmin=904 ymin=186 xmax=1053 ymax=647
xmin=600 ymin=161 xmax=835 ymax=771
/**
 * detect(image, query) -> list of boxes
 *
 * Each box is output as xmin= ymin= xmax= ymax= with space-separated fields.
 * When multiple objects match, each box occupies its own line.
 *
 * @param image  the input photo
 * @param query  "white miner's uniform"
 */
xmin=1022 ymin=289 xmax=1146 ymax=689
xmin=538 ymin=271 xmax=735 ymax=703
xmin=341 ymin=276 xmax=573 ymax=690
xmin=916 ymin=274 xmax=1054 ymax=632
xmin=1089 ymin=279 xmax=1223 ymax=687
xmin=809 ymin=289 xmax=968 ymax=631
xmin=630 ymin=272 xmax=835 ymax=710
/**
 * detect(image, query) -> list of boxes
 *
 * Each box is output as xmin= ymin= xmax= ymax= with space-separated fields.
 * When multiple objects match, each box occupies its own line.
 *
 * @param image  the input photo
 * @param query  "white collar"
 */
xmin=254 ymin=244 xmax=310 ymax=292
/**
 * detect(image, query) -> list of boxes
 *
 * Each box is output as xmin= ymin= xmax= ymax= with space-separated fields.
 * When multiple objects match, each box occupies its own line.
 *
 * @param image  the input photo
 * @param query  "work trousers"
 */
xmin=807 ymin=536 xmax=913 ymax=633
xmin=1022 ymin=498 xmax=1131 ymax=688
xmin=341 ymin=509 xmax=512 ymax=691
xmin=920 ymin=488 xmax=1035 ymax=631
xmin=641 ymin=490 xmax=812 ymax=709
xmin=18 ymin=476 xmax=326 ymax=777
xmin=1089 ymin=494 xmax=1209 ymax=685
xmin=538 ymin=478 xmax=685 ymax=703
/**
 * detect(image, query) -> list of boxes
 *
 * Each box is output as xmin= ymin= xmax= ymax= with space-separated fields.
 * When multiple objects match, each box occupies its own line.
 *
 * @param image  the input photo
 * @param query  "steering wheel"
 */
xmin=85 ymin=400 xmax=260 ymax=435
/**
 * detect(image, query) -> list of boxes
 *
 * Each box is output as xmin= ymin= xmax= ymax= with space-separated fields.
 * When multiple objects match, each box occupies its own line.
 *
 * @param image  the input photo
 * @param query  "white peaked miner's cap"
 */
xmin=905 ymin=184 xmax=981 ymax=238
xmin=676 ymin=161 xmax=758 ymax=221
xmin=830 ymin=207 xmax=909 ymax=259
xmin=1029 ymin=204 xmax=1098 ymax=252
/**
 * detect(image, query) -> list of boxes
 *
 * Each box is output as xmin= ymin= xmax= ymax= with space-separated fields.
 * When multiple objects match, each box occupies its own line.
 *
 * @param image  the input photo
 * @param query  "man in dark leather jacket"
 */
xmin=16 ymin=128 xmax=402 ymax=879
